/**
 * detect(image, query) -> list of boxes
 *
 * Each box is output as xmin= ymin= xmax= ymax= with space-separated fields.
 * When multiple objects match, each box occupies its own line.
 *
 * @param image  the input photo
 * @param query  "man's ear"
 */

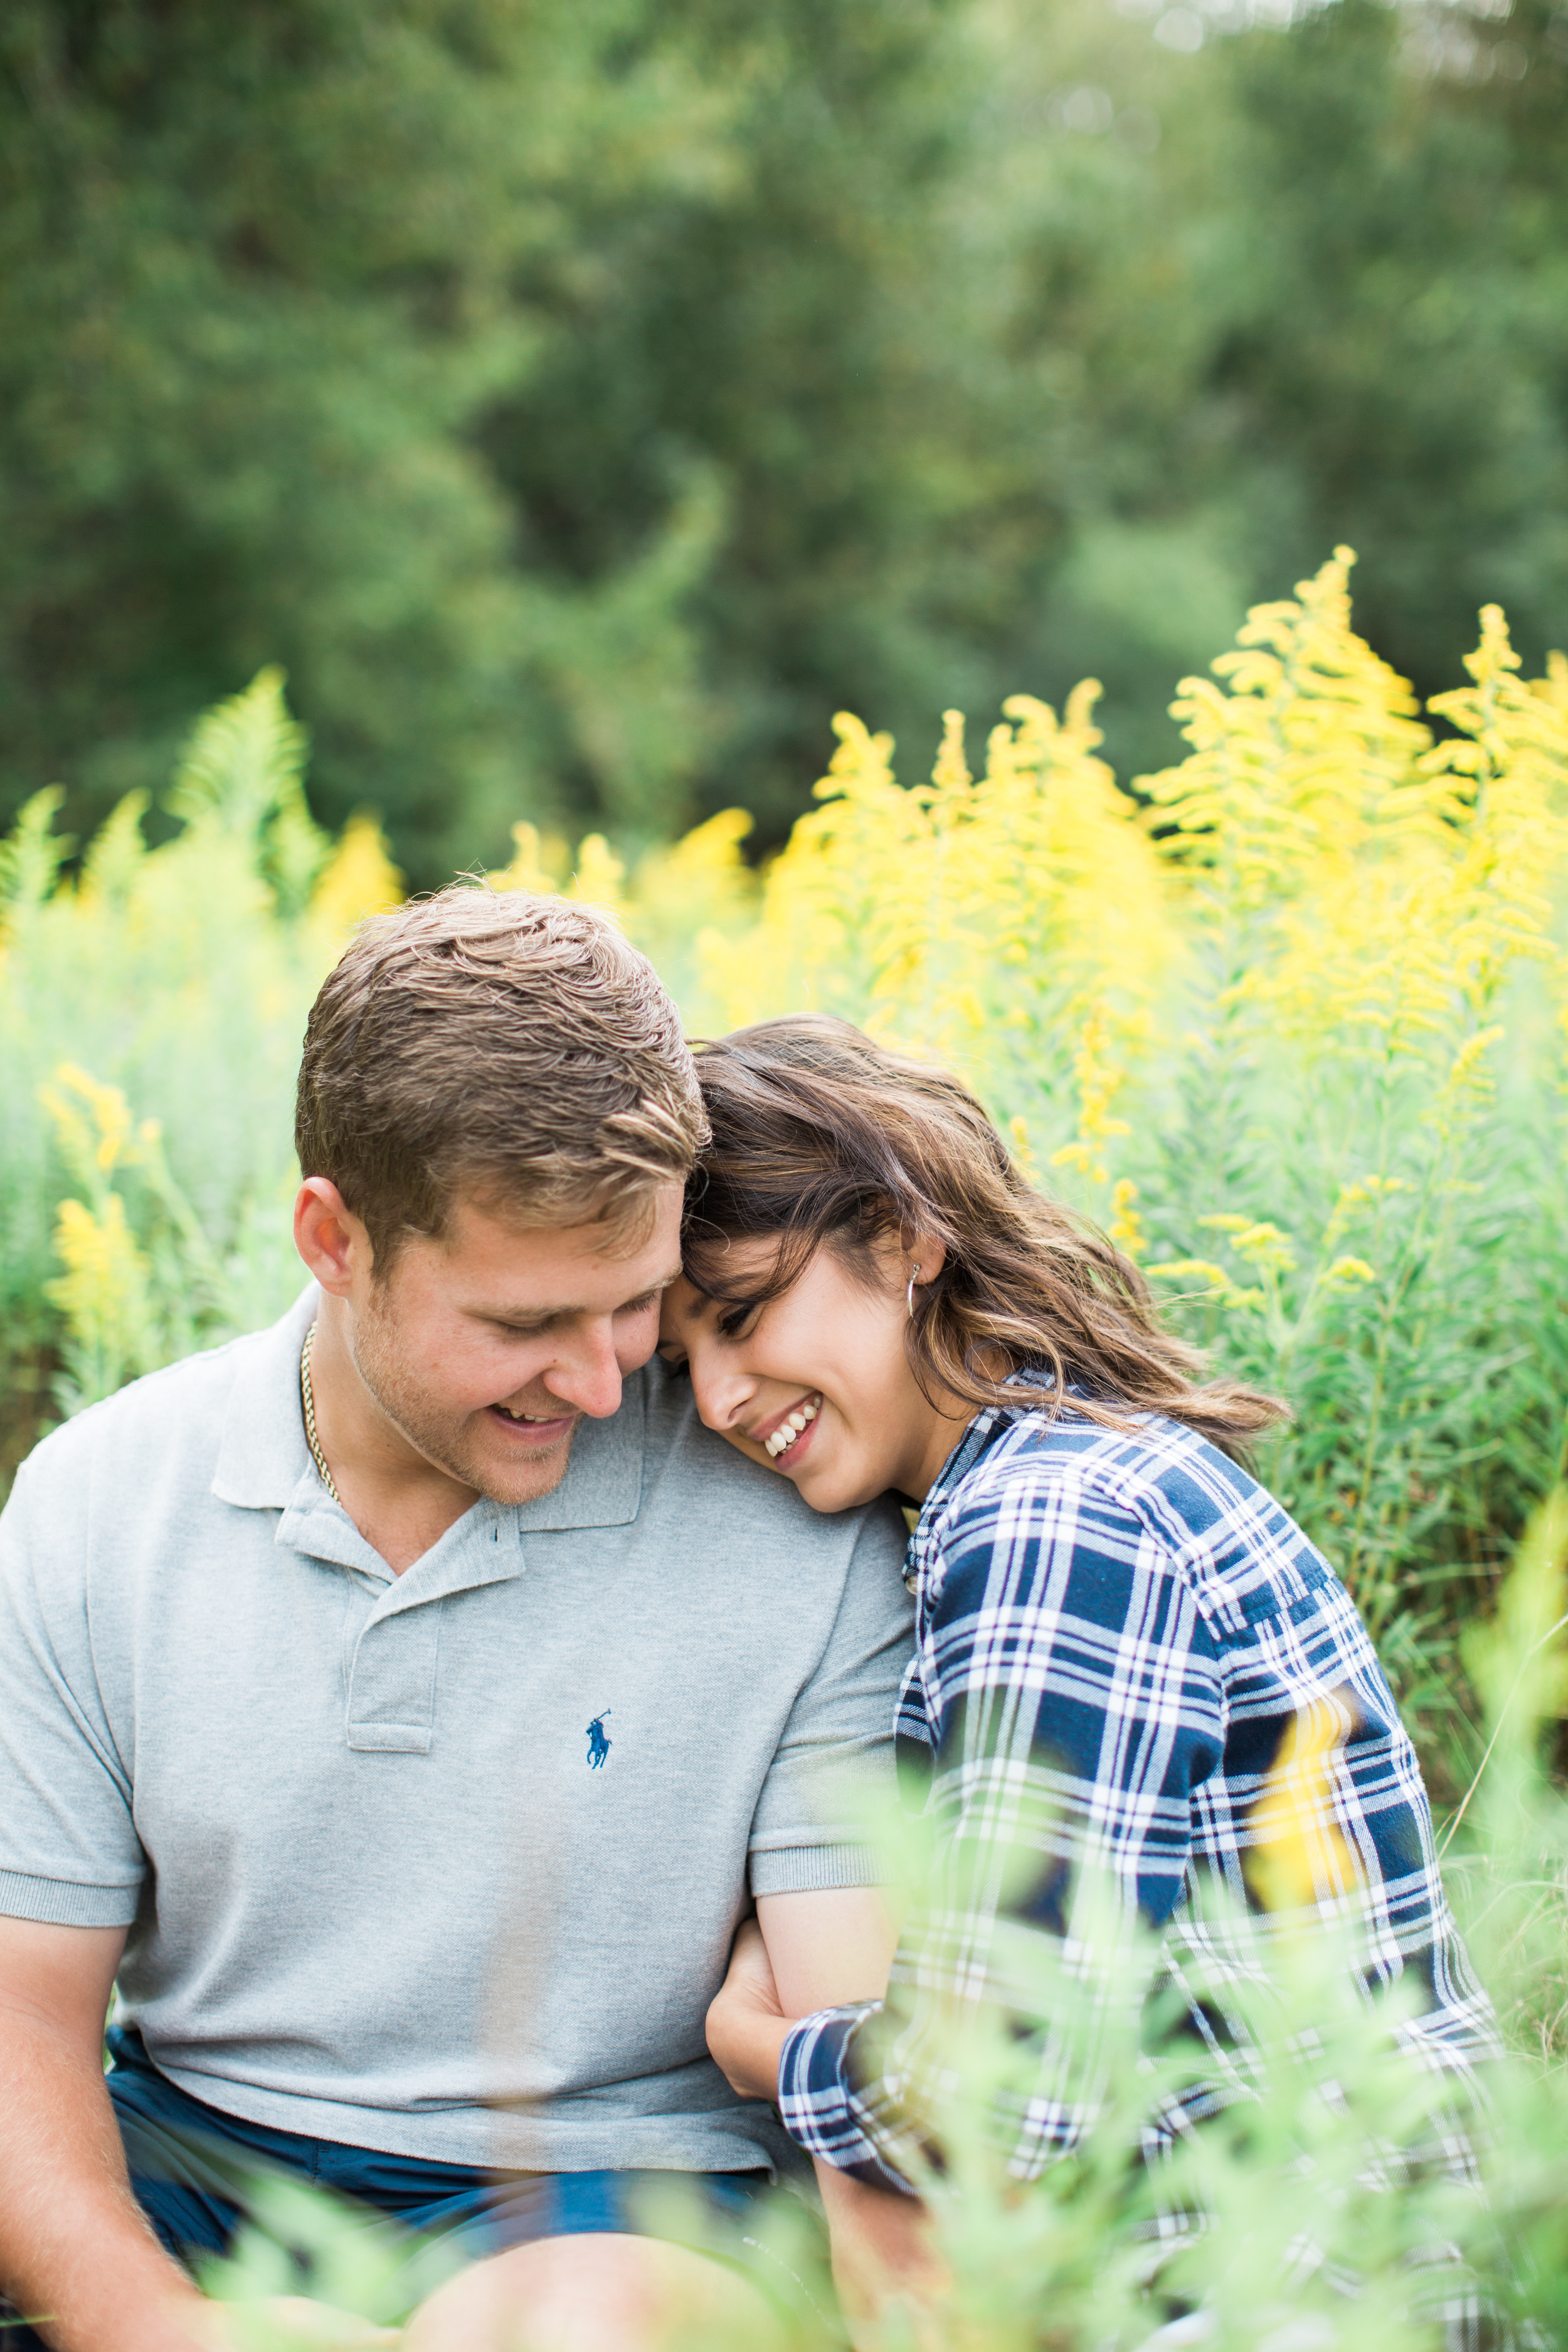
xmin=294 ymin=1178 xmax=368 ymax=1296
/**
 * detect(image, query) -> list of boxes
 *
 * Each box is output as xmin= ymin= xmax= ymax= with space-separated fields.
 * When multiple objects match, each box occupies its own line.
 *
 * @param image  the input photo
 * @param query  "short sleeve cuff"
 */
xmin=748 ymin=1842 xmax=888 ymax=1895
xmin=0 ymin=1869 xmax=141 ymax=1928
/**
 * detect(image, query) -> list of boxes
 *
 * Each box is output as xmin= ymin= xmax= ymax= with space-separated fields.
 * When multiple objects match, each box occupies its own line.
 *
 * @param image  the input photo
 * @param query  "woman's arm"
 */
xmin=708 ymin=1901 xmax=943 ymax=2334
xmin=774 ymin=1463 xmax=1224 ymax=2188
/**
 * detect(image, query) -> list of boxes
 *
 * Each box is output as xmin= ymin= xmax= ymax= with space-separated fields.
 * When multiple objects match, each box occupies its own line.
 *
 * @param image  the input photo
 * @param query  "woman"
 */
xmin=659 ymin=1015 xmax=1494 ymax=2267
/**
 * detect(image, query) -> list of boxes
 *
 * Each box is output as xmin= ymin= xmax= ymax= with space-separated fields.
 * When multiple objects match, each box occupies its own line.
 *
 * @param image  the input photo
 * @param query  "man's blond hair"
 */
xmin=295 ymin=887 xmax=706 ymax=1269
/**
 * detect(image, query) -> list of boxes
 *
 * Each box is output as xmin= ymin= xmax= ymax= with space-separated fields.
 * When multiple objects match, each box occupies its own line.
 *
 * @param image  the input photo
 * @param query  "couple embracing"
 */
xmin=0 ymin=889 xmax=1493 ymax=2352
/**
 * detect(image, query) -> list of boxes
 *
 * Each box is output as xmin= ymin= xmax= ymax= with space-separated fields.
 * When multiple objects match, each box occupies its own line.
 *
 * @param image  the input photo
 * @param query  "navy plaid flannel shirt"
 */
xmin=776 ymin=1388 xmax=1498 ymax=2193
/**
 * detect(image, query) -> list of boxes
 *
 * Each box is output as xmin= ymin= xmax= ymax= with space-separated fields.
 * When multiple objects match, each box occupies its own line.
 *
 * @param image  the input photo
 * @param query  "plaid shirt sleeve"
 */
xmin=778 ymin=1445 xmax=1226 ymax=2190
xmin=775 ymin=1411 xmax=1494 ymax=2193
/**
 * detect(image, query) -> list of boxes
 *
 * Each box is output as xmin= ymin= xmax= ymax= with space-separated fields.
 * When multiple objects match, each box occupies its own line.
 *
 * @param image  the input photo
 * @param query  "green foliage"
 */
xmin=0 ymin=0 xmax=1007 ymax=877
xmin=0 ymin=675 xmax=332 ymax=1475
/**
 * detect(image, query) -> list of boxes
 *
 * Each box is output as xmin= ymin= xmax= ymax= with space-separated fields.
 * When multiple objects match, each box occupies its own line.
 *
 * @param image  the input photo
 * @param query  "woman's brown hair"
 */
xmin=682 ymin=1014 xmax=1288 ymax=1458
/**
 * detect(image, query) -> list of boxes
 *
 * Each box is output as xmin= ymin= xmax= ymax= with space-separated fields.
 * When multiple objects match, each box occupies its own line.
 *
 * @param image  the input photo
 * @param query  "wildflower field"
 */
xmin=4 ymin=549 xmax=1568 ymax=2346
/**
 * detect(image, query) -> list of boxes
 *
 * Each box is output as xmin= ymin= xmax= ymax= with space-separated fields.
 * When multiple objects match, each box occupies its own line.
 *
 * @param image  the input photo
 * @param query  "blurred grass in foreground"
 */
xmin=176 ymin=1497 xmax=1568 ymax=2350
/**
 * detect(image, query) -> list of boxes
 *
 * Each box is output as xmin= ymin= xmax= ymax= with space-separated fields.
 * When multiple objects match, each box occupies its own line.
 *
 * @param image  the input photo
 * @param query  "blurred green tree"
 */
xmin=1 ymin=0 xmax=1565 ymax=875
xmin=1201 ymin=0 xmax=1568 ymax=702
xmin=0 ymin=0 xmax=755 ymax=877
xmin=0 ymin=0 xmax=1012 ymax=876
xmin=970 ymin=0 xmax=1568 ymax=780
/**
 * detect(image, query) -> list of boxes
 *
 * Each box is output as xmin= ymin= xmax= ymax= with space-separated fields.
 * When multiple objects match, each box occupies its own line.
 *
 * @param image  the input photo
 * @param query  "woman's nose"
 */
xmin=689 ymin=1357 xmax=755 ymax=1434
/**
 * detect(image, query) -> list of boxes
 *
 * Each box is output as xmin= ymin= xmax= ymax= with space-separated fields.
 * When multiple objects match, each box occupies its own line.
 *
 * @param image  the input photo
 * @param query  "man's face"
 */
xmin=346 ymin=1185 xmax=684 ymax=1507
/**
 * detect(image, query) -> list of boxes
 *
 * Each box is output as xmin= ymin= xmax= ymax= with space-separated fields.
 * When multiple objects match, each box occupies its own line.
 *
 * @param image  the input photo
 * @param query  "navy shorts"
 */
xmin=0 ymin=2030 xmax=827 ymax=2341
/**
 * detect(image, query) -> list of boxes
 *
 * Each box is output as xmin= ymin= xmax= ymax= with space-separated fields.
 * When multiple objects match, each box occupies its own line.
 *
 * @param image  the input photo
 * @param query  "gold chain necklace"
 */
xmin=299 ymin=1320 xmax=342 ymax=1506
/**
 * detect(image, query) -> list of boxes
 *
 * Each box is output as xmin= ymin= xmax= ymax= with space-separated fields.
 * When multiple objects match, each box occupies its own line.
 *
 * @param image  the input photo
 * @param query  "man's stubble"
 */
xmin=349 ymin=1283 xmax=578 ymax=1508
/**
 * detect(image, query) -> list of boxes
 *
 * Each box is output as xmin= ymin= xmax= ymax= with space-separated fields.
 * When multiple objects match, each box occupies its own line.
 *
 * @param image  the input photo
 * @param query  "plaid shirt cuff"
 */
xmin=777 ymin=2003 xmax=918 ymax=2195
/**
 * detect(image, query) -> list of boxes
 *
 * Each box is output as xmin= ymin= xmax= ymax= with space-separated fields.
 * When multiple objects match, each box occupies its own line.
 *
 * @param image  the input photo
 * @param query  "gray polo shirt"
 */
xmin=0 ymin=1290 xmax=913 ymax=2173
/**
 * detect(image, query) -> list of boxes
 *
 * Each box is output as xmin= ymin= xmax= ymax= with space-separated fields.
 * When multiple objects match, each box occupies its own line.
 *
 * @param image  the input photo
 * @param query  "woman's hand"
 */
xmin=706 ymin=1916 xmax=794 ymax=2099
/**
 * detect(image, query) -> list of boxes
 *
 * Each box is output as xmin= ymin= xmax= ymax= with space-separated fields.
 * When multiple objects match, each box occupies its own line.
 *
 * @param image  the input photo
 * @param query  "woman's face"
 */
xmin=659 ymin=1236 xmax=964 ymax=1513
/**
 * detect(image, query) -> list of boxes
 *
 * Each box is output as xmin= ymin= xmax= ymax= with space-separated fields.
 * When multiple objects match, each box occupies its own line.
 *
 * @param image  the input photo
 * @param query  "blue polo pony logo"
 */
xmin=585 ymin=1710 xmax=612 ymax=1769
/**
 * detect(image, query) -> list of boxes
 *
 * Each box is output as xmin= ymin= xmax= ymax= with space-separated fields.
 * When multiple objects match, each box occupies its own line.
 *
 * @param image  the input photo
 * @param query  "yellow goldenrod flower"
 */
xmin=308 ymin=813 xmax=405 ymax=941
xmin=1245 ymin=1695 xmax=1360 ymax=1912
xmin=568 ymin=834 xmax=628 ymax=923
xmin=1107 ymin=1178 xmax=1147 ymax=1261
xmin=45 ymin=1194 xmax=157 ymax=1388
xmin=487 ymin=821 xmax=564 ymax=898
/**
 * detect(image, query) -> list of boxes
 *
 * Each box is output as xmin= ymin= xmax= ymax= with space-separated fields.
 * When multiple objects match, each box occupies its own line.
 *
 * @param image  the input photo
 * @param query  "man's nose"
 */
xmin=541 ymin=1323 xmax=625 ymax=1421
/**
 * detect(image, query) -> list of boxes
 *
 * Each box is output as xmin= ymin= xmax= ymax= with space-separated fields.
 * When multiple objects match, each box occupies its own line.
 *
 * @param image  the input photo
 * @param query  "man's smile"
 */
xmin=487 ymin=1402 xmax=578 ymax=1445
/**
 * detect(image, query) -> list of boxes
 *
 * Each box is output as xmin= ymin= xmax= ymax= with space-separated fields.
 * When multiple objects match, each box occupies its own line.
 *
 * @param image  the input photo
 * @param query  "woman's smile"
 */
xmin=753 ymin=1391 xmax=821 ymax=1461
xmin=660 ymin=1248 xmax=964 ymax=1511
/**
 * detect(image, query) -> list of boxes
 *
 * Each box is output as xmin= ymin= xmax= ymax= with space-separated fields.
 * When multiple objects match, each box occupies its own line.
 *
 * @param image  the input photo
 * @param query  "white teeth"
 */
xmin=763 ymin=1397 xmax=820 ymax=1458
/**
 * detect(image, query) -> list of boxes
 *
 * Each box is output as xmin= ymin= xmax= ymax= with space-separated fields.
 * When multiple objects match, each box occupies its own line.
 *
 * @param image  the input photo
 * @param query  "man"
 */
xmin=0 ymin=891 xmax=913 ymax=2352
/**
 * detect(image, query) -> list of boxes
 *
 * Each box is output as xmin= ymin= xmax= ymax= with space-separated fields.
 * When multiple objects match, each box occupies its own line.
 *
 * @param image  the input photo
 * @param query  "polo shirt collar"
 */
xmin=210 ymin=1285 xmax=645 ymax=1536
xmin=211 ymin=1285 xmax=320 ymax=1510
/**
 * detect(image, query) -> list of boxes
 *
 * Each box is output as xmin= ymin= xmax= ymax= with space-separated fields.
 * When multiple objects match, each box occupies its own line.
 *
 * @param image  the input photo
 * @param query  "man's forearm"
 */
xmin=0 ymin=2010 xmax=206 ymax=2352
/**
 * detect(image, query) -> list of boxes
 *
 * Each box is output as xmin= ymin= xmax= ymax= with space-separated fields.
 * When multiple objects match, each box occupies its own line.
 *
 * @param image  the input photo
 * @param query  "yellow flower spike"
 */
xmin=1108 ymin=1179 xmax=1147 ymax=1261
xmin=1245 ymin=1695 xmax=1360 ymax=1914
xmin=702 ymin=679 xmax=1180 ymax=1061
xmin=1006 ymin=1117 xmax=1042 ymax=1187
xmin=1326 ymin=1257 xmax=1378 ymax=1286
xmin=1061 ymin=678 xmax=1107 ymax=750
xmin=1232 ymin=1222 xmax=1298 ymax=1276
xmin=1443 ymin=1025 xmax=1507 ymax=1098
xmin=568 ymin=834 xmax=628 ymax=923
xmin=45 ymin=1194 xmax=157 ymax=1380
xmin=672 ymin=595 xmax=1565 ymax=1183
xmin=814 ymin=712 xmax=898 ymax=802
xmin=931 ymin=709 xmax=972 ymax=795
xmin=1143 ymin=1258 xmax=1263 ymax=1310
xmin=487 ymin=822 xmax=561 ymax=898
xmin=1049 ymin=1002 xmax=1137 ymax=1187
xmin=39 ymin=1063 xmax=140 ymax=1191
xmin=93 ymin=1088 xmax=135 ymax=1172
xmin=309 ymin=813 xmax=405 ymax=941
xmin=1143 ymin=544 xmax=1433 ymax=924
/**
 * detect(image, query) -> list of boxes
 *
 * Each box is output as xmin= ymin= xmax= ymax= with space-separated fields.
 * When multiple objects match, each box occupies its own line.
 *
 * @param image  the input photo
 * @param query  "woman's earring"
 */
xmin=906 ymin=1262 xmax=921 ymax=1320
